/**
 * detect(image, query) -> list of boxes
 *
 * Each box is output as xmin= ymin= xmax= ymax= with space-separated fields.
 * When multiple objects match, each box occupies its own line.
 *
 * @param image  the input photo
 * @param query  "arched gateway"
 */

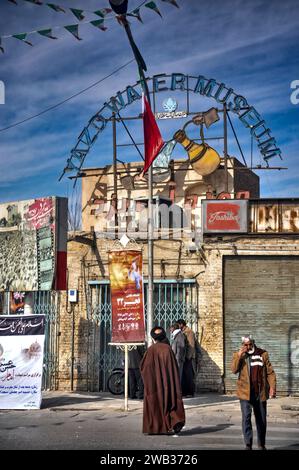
xmin=61 ymin=72 xmax=281 ymax=179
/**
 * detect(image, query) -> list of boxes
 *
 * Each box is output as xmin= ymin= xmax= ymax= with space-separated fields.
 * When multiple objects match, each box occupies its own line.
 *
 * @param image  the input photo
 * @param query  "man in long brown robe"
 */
xmin=140 ymin=326 xmax=185 ymax=435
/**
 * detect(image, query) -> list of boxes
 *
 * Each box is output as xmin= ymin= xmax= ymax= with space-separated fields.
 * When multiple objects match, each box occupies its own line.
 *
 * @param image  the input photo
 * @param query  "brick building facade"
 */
xmin=56 ymin=158 xmax=299 ymax=395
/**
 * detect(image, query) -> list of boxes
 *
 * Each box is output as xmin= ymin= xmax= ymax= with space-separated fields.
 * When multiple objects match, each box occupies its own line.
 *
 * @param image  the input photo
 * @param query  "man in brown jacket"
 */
xmin=231 ymin=335 xmax=276 ymax=450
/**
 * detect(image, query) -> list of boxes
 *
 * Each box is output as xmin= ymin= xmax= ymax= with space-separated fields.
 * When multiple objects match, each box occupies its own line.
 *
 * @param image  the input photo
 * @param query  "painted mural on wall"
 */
xmin=0 ymin=197 xmax=68 ymax=292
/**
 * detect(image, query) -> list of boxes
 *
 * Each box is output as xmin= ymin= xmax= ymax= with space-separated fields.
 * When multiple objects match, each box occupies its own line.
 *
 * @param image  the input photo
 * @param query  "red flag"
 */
xmin=142 ymin=94 xmax=164 ymax=174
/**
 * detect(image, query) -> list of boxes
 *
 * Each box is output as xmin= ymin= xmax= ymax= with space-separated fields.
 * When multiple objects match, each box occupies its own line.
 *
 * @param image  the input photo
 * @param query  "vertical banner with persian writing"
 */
xmin=0 ymin=315 xmax=45 ymax=409
xmin=108 ymin=250 xmax=145 ymax=343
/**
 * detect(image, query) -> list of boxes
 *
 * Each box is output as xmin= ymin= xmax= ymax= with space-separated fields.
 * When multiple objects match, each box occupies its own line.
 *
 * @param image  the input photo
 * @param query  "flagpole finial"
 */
xmin=109 ymin=0 xmax=128 ymax=15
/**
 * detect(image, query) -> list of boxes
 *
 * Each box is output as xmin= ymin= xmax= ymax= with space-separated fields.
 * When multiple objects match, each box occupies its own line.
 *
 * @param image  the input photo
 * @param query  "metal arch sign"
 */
xmin=61 ymin=72 xmax=282 ymax=178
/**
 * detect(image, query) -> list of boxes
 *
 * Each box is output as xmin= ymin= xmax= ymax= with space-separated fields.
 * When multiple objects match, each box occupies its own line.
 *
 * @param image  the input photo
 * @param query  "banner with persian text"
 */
xmin=108 ymin=250 xmax=145 ymax=343
xmin=0 ymin=315 xmax=45 ymax=409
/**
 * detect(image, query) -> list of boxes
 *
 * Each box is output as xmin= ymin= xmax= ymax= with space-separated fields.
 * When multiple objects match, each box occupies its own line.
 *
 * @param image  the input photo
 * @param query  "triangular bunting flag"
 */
xmin=37 ymin=29 xmax=58 ymax=40
xmin=64 ymin=25 xmax=82 ymax=41
xmin=12 ymin=33 xmax=33 ymax=46
xmin=47 ymin=3 xmax=65 ymax=13
xmin=127 ymin=8 xmax=143 ymax=23
xmin=0 ymin=39 xmax=4 ymax=54
xmin=25 ymin=0 xmax=43 ymax=5
xmin=160 ymin=0 xmax=179 ymax=7
xmin=144 ymin=1 xmax=162 ymax=18
xmin=90 ymin=20 xmax=107 ymax=32
xmin=93 ymin=8 xmax=112 ymax=18
xmin=70 ymin=8 xmax=85 ymax=21
xmin=142 ymin=94 xmax=164 ymax=174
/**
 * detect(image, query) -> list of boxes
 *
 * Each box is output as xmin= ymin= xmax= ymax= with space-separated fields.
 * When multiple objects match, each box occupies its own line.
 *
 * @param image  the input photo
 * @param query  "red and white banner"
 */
xmin=202 ymin=200 xmax=248 ymax=233
xmin=108 ymin=250 xmax=145 ymax=343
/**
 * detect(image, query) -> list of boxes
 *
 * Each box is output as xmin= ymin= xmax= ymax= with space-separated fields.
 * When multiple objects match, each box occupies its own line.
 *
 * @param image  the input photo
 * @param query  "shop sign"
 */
xmin=202 ymin=200 xmax=248 ymax=233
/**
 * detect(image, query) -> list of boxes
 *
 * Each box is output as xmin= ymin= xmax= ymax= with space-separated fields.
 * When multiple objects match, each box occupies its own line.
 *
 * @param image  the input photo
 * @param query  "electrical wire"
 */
xmin=0 ymin=58 xmax=135 ymax=132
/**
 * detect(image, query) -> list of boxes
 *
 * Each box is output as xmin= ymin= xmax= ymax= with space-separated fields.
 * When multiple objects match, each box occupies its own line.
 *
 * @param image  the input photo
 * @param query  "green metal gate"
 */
xmin=33 ymin=291 xmax=60 ymax=391
xmin=87 ymin=279 xmax=198 ymax=392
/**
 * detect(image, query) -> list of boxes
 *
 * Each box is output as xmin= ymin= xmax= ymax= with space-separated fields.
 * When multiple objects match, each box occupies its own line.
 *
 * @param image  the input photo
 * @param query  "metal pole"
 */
xmin=147 ymin=167 xmax=154 ymax=345
xmin=6 ymin=290 xmax=10 ymax=314
xmin=251 ymin=134 xmax=253 ymax=170
xmin=223 ymin=103 xmax=229 ymax=193
xmin=71 ymin=304 xmax=75 ymax=391
xmin=121 ymin=17 xmax=154 ymax=346
xmin=112 ymin=113 xmax=118 ymax=234
xmin=124 ymin=344 xmax=129 ymax=411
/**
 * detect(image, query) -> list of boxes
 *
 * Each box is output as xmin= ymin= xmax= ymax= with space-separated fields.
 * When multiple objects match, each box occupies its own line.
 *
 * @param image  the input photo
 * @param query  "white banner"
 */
xmin=0 ymin=315 xmax=45 ymax=410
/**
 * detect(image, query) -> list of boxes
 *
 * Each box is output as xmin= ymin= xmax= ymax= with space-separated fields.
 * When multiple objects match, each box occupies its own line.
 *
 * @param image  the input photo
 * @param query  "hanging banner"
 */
xmin=108 ymin=250 xmax=145 ymax=343
xmin=0 ymin=315 xmax=45 ymax=410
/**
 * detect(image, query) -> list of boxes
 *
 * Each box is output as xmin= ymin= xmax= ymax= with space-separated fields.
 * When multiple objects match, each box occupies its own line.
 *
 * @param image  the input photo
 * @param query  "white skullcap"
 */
xmin=242 ymin=335 xmax=254 ymax=344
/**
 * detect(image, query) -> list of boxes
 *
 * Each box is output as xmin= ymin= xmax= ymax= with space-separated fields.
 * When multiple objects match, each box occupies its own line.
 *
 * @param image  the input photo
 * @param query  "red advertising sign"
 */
xmin=25 ymin=198 xmax=54 ymax=230
xmin=202 ymin=200 xmax=248 ymax=233
xmin=108 ymin=250 xmax=145 ymax=343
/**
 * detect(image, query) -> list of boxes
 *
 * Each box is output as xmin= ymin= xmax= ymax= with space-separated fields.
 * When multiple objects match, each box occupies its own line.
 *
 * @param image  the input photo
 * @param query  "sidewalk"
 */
xmin=41 ymin=391 xmax=299 ymax=424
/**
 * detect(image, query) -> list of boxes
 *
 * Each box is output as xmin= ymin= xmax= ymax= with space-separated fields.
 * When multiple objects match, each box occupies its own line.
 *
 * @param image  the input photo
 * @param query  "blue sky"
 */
xmin=0 ymin=0 xmax=299 ymax=206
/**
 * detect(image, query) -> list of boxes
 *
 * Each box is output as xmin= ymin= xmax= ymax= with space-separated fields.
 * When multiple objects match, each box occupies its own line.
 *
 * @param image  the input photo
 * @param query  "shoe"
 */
xmin=245 ymin=445 xmax=252 ymax=450
xmin=173 ymin=423 xmax=184 ymax=434
xmin=258 ymin=445 xmax=267 ymax=450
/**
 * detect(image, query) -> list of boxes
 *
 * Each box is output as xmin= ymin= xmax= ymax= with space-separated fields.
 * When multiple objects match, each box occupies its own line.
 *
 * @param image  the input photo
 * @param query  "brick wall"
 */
xmin=56 ymin=234 xmax=299 ymax=392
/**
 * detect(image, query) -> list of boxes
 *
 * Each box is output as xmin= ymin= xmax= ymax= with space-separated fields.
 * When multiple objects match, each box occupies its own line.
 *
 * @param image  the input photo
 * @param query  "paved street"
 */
xmin=0 ymin=393 xmax=298 ymax=450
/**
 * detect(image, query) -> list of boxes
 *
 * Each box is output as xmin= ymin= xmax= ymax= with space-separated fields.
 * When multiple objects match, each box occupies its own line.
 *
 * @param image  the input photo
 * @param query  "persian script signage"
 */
xmin=108 ymin=250 xmax=145 ymax=343
xmin=202 ymin=200 xmax=248 ymax=233
xmin=0 ymin=315 xmax=45 ymax=410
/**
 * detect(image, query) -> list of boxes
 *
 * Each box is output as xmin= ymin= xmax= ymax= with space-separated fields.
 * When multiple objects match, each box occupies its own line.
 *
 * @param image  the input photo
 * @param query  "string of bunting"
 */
xmin=2 ymin=1 xmax=180 ymax=52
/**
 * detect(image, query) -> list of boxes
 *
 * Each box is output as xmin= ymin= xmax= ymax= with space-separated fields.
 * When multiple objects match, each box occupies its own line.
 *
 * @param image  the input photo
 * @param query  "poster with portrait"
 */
xmin=10 ymin=292 xmax=26 ymax=314
xmin=108 ymin=250 xmax=145 ymax=343
xmin=0 ymin=315 xmax=45 ymax=410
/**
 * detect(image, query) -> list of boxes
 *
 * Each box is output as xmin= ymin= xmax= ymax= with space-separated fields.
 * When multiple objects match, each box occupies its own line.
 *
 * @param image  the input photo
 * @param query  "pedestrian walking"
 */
xmin=140 ymin=326 xmax=185 ymax=435
xmin=128 ymin=345 xmax=145 ymax=400
xmin=170 ymin=322 xmax=186 ymax=383
xmin=177 ymin=319 xmax=201 ymax=397
xmin=231 ymin=334 xmax=276 ymax=450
